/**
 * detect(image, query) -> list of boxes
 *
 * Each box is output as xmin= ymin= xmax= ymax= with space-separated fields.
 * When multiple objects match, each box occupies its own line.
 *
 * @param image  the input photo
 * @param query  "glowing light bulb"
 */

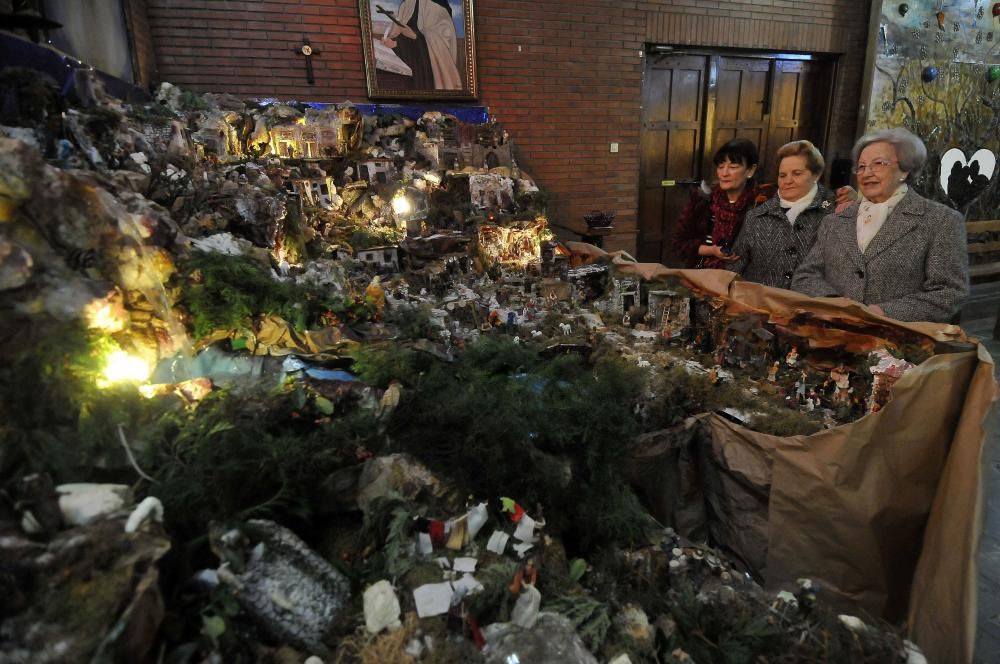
xmin=84 ymin=298 xmax=127 ymax=333
xmin=100 ymin=350 xmax=151 ymax=387
xmin=392 ymin=194 xmax=413 ymax=216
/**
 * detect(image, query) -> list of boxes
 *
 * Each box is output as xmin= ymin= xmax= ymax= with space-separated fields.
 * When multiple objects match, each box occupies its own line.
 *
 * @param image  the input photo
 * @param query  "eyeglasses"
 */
xmin=855 ymin=158 xmax=898 ymax=174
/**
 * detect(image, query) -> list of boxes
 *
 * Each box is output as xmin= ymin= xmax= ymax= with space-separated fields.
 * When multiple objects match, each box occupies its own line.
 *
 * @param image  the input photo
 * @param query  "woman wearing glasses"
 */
xmin=792 ymin=128 xmax=968 ymax=323
xmin=726 ymin=140 xmax=835 ymax=289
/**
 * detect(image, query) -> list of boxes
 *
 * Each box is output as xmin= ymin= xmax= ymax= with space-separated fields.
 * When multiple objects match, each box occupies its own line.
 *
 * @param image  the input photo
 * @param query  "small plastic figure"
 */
xmin=767 ymin=361 xmax=779 ymax=382
xmin=785 ymin=346 xmax=799 ymax=367
xmin=830 ymin=365 xmax=851 ymax=405
xmin=365 ymin=276 xmax=386 ymax=314
xmin=622 ymin=311 xmax=631 ymax=327
xmin=506 ymin=311 xmax=517 ymax=335
xmin=509 ymin=558 xmax=539 ymax=594
xmin=708 ymin=365 xmax=720 ymax=385
xmin=795 ymin=370 xmax=808 ymax=401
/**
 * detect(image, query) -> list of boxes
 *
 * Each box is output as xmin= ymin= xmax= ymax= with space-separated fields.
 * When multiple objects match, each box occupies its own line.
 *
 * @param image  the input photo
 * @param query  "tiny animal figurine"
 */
xmin=558 ymin=322 xmax=572 ymax=336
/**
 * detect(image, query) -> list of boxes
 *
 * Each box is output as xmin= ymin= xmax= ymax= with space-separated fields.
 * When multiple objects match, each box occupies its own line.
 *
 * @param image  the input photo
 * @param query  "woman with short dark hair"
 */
xmin=672 ymin=138 xmax=762 ymax=269
xmin=792 ymin=128 xmax=968 ymax=322
xmin=727 ymin=140 xmax=835 ymax=289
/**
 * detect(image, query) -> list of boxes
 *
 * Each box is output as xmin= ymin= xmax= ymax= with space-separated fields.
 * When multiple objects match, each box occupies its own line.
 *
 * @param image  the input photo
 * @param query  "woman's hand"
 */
xmin=697 ymin=244 xmax=740 ymax=262
xmin=835 ymin=185 xmax=857 ymax=213
xmin=381 ymin=37 xmax=398 ymax=48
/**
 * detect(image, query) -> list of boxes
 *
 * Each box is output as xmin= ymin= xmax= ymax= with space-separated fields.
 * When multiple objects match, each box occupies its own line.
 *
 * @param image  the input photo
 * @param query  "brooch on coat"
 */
xmin=821 ymin=200 xmax=831 ymax=209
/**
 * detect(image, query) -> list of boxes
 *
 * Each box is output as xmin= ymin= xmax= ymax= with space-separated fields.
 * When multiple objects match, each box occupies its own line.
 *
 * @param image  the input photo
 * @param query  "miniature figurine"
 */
xmin=795 ymin=370 xmax=808 ymax=401
xmin=506 ymin=311 xmax=517 ymax=335
xmin=365 ymin=275 xmax=386 ymax=314
xmin=785 ymin=346 xmax=799 ymax=367
xmin=509 ymin=558 xmax=539 ymax=594
xmin=622 ymin=311 xmax=631 ymax=327
xmin=831 ymin=365 xmax=851 ymax=405
xmin=708 ymin=365 xmax=720 ymax=385
xmin=558 ymin=322 xmax=572 ymax=336
xmin=767 ymin=361 xmax=779 ymax=382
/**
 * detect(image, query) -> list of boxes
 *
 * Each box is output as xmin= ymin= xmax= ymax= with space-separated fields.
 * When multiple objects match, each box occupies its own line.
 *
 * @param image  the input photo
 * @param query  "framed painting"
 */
xmin=360 ymin=0 xmax=478 ymax=100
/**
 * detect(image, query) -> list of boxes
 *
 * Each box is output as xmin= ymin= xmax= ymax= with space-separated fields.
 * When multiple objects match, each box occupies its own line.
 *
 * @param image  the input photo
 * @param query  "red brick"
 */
xmin=148 ymin=0 xmax=868 ymax=254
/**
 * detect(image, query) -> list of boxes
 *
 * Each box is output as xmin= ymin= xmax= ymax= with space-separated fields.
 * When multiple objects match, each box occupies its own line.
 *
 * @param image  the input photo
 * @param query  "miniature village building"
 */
xmin=358 ymin=158 xmax=395 ymax=184
xmin=356 ymin=245 xmax=402 ymax=273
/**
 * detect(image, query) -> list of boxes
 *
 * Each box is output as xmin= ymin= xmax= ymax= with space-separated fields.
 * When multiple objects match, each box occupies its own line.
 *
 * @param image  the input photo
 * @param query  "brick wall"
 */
xmin=147 ymin=0 xmax=871 ymax=253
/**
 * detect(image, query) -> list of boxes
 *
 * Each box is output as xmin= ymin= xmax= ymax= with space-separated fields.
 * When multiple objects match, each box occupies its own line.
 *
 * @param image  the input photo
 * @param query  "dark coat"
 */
xmin=791 ymin=189 xmax=969 ymax=323
xmin=727 ymin=184 xmax=836 ymax=289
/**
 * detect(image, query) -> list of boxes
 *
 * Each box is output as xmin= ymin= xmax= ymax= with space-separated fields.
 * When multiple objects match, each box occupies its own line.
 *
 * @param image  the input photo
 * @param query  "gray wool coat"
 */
xmin=727 ymin=184 xmax=836 ymax=289
xmin=791 ymin=189 xmax=969 ymax=323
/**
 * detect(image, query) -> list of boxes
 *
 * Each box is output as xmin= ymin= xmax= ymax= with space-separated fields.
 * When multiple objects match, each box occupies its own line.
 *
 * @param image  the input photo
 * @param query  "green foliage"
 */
xmin=362 ymin=493 xmax=415 ymax=579
xmin=648 ymin=366 xmax=821 ymax=437
xmin=178 ymin=252 xmax=370 ymax=338
xmin=382 ymin=337 xmax=658 ymax=551
xmin=350 ymin=344 xmax=431 ymax=388
xmin=177 ymin=88 xmax=211 ymax=112
xmin=465 ymin=559 xmax=518 ymax=622
xmin=148 ymin=387 xmax=378 ymax=538
xmin=661 ymin=580 xmax=906 ymax=663
xmin=0 ymin=317 xmax=156 ymax=482
xmin=349 ymin=225 xmax=404 ymax=251
xmin=547 ymin=594 xmax=612 ymax=652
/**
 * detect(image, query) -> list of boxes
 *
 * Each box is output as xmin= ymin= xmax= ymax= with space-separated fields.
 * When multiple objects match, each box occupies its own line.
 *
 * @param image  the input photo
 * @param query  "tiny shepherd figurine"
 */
xmin=767 ymin=361 xmax=779 ymax=382
xmin=785 ymin=346 xmax=799 ymax=367
xmin=795 ymin=370 xmax=808 ymax=401
xmin=830 ymin=365 xmax=851 ymax=405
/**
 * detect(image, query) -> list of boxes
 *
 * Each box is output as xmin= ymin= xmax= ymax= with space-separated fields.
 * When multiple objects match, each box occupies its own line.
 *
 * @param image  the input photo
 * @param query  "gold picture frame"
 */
xmin=359 ymin=0 xmax=478 ymax=100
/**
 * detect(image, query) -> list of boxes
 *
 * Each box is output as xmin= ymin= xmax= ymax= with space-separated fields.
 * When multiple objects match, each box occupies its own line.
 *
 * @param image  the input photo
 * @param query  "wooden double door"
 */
xmin=637 ymin=52 xmax=837 ymax=264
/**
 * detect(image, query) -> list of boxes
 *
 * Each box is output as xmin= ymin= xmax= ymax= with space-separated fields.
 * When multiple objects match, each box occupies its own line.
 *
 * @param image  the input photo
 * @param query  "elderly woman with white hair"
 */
xmin=792 ymin=128 xmax=968 ymax=323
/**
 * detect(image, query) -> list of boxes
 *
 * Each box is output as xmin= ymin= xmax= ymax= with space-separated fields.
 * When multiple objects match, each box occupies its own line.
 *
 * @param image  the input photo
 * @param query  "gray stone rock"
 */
xmin=213 ymin=519 xmax=351 ymax=658
xmin=482 ymin=612 xmax=599 ymax=664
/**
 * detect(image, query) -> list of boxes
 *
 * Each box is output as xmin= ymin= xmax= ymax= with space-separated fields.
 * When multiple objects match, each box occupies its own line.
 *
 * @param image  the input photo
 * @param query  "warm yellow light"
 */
xmin=423 ymin=172 xmax=441 ymax=185
xmin=391 ymin=194 xmax=413 ymax=216
xmin=100 ymin=350 xmax=151 ymax=387
xmin=84 ymin=299 xmax=127 ymax=333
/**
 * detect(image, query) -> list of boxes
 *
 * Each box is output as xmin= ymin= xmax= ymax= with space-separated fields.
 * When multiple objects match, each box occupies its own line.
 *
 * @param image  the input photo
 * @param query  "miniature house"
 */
xmin=290 ymin=177 xmax=337 ymax=208
xmin=356 ymin=246 xmax=401 ymax=272
xmin=269 ymin=123 xmax=339 ymax=160
xmin=608 ymin=277 xmax=640 ymax=316
xmin=648 ymin=290 xmax=691 ymax=338
xmin=358 ymin=159 xmax=395 ymax=184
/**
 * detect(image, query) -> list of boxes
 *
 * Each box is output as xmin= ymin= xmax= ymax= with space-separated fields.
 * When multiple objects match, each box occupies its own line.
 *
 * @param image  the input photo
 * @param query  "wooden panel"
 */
xmin=966 ymin=219 xmax=1000 ymax=232
xmin=712 ymin=57 xmax=770 ymax=176
xmin=637 ymin=53 xmax=707 ymax=263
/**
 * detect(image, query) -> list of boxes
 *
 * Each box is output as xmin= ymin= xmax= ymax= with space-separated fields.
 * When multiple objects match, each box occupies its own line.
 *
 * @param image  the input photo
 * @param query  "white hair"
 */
xmin=851 ymin=128 xmax=927 ymax=182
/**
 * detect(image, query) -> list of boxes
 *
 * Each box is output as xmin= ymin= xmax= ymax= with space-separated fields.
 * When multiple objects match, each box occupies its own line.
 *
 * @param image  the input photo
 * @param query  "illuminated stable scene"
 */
xmin=0 ymin=2 xmax=998 ymax=664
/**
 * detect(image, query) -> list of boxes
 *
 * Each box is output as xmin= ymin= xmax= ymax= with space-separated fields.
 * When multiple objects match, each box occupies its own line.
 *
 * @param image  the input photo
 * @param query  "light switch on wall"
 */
xmin=610 ymin=142 xmax=619 ymax=153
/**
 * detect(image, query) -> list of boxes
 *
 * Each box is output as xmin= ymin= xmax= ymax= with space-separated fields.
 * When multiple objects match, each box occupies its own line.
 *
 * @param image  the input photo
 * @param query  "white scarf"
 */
xmin=857 ymin=184 xmax=908 ymax=254
xmin=779 ymin=183 xmax=818 ymax=225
